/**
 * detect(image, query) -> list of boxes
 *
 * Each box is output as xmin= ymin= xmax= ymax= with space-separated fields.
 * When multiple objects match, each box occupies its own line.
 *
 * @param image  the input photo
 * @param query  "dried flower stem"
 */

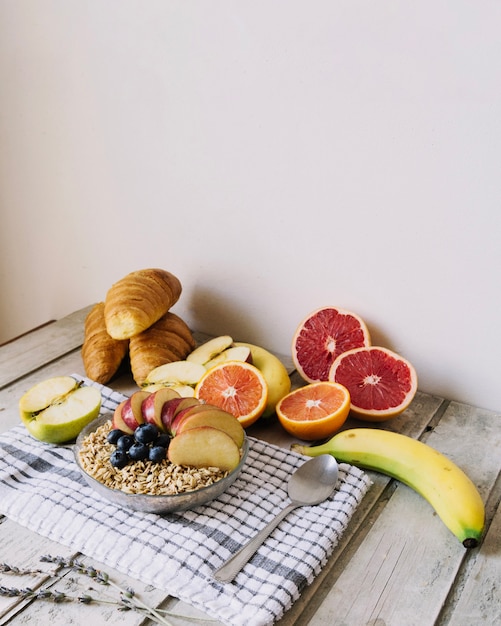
xmin=0 ymin=556 xmax=215 ymax=624
xmin=41 ymin=555 xmax=173 ymax=625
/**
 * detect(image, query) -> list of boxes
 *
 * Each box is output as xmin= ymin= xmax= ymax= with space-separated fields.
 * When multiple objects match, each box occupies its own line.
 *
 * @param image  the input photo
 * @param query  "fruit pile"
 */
xmin=112 ymin=387 xmax=246 ymax=471
xmin=141 ymin=335 xmax=292 ymax=425
xmin=287 ymin=306 xmax=418 ymax=422
xmin=18 ymin=290 xmax=487 ymax=550
xmin=19 ymin=271 xmax=419 ymax=461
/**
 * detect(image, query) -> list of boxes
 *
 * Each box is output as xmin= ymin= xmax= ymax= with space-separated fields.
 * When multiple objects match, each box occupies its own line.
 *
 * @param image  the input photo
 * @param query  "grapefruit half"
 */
xmin=276 ymin=381 xmax=351 ymax=441
xmin=292 ymin=307 xmax=371 ymax=383
xmin=329 ymin=346 xmax=417 ymax=421
xmin=195 ymin=361 xmax=268 ymax=428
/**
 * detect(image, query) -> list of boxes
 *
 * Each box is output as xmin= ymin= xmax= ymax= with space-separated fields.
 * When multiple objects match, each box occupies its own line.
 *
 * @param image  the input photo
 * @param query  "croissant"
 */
xmin=104 ymin=268 xmax=182 ymax=340
xmin=129 ymin=311 xmax=196 ymax=385
xmin=82 ymin=302 xmax=129 ymax=384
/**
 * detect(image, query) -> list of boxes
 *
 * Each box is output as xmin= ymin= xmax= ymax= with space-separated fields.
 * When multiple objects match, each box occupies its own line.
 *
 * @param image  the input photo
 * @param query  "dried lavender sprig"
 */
xmin=2 ymin=557 xmax=216 ymax=624
xmin=40 ymin=555 xmax=174 ymax=626
xmin=0 ymin=586 xmax=69 ymax=604
xmin=0 ymin=563 xmax=44 ymax=576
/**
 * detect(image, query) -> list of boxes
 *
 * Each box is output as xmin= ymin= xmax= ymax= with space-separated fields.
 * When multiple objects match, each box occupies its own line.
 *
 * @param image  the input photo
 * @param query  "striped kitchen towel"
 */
xmin=0 ymin=376 xmax=371 ymax=626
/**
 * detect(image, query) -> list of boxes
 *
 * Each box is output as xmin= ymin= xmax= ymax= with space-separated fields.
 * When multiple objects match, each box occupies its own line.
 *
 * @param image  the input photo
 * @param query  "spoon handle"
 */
xmin=213 ymin=502 xmax=298 ymax=583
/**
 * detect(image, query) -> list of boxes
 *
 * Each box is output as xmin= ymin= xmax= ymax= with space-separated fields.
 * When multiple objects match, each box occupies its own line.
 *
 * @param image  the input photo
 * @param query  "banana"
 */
xmin=292 ymin=428 xmax=485 ymax=548
xmin=234 ymin=342 xmax=292 ymax=417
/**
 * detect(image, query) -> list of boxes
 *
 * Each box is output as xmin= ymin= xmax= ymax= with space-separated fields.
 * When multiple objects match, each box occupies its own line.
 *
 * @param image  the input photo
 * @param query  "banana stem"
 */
xmin=291 ymin=442 xmax=333 ymax=457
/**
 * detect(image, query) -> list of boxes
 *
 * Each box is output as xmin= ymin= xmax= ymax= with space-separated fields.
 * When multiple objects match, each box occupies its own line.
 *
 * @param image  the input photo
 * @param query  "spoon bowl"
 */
xmin=288 ymin=454 xmax=340 ymax=505
xmin=213 ymin=454 xmax=339 ymax=583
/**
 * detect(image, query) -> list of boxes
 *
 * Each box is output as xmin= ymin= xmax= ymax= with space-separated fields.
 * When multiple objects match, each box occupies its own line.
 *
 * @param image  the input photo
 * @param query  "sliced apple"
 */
xmin=19 ymin=376 xmax=80 ymax=414
xmin=19 ymin=377 xmax=101 ymax=444
xmin=141 ymin=387 xmax=181 ymax=430
xmin=174 ymin=408 xmax=245 ymax=448
xmin=171 ymin=397 xmax=200 ymax=418
xmin=161 ymin=396 xmax=199 ymax=432
xmin=143 ymin=361 xmax=206 ymax=388
xmin=168 ymin=426 xmax=241 ymax=471
xmin=121 ymin=390 xmax=150 ymax=431
xmin=203 ymin=345 xmax=252 ymax=370
xmin=112 ymin=400 xmax=135 ymax=435
xmin=170 ymin=402 xmax=221 ymax=425
xmin=186 ymin=335 xmax=234 ymax=365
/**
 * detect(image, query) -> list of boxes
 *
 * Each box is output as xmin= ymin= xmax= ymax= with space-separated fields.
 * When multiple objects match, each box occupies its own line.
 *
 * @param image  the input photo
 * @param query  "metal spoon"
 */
xmin=213 ymin=454 xmax=339 ymax=583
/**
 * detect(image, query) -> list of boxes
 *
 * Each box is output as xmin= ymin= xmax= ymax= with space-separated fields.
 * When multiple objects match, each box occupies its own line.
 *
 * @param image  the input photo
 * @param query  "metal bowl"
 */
xmin=73 ymin=414 xmax=249 ymax=514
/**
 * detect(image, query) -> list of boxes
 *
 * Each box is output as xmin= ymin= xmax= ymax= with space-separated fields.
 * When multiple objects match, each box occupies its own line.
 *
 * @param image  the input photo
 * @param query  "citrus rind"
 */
xmin=276 ymin=381 xmax=351 ymax=441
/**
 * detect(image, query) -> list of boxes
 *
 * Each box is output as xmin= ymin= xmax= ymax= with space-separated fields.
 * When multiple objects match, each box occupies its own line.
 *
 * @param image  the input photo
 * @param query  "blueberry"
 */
xmin=109 ymin=449 xmax=129 ymax=469
xmin=134 ymin=423 xmax=158 ymax=444
xmin=128 ymin=442 xmax=150 ymax=461
xmin=149 ymin=445 xmax=167 ymax=463
xmin=107 ymin=429 xmax=126 ymax=445
xmin=116 ymin=435 xmax=134 ymax=451
xmin=156 ymin=434 xmax=171 ymax=449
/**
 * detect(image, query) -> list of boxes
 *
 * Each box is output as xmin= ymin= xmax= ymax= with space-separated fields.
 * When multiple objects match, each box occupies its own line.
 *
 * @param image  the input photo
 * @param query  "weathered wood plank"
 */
xmin=445 ymin=501 xmax=501 ymax=625
xmin=0 ymin=306 xmax=93 ymax=390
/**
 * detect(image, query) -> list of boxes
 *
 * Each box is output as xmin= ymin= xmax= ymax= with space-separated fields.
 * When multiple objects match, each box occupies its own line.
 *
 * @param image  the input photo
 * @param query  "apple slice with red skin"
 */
xmin=171 ymin=397 xmax=201 ymax=421
xmin=169 ymin=401 xmax=222 ymax=428
xmin=173 ymin=408 xmax=245 ymax=448
xmin=112 ymin=400 xmax=135 ymax=435
xmin=161 ymin=397 xmax=200 ymax=433
xmin=168 ymin=426 xmax=241 ymax=471
xmin=121 ymin=390 xmax=150 ymax=431
xmin=141 ymin=387 xmax=181 ymax=430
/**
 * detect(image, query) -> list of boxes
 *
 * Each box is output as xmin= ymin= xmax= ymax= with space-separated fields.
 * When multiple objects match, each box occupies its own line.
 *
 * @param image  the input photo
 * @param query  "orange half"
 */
xmin=276 ymin=381 xmax=351 ymax=441
xmin=195 ymin=361 xmax=268 ymax=428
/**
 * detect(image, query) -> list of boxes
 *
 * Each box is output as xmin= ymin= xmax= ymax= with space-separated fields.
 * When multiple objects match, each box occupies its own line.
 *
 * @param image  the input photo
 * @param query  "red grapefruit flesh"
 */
xmin=329 ymin=346 xmax=417 ymax=421
xmin=292 ymin=307 xmax=371 ymax=383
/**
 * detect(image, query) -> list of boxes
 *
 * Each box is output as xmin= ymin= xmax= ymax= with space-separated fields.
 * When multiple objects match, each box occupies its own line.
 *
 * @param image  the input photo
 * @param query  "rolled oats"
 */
xmin=78 ymin=421 xmax=228 ymax=495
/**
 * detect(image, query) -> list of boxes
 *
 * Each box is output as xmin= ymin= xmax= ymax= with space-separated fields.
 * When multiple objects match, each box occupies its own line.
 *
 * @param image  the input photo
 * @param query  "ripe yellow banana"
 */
xmin=292 ymin=428 xmax=485 ymax=548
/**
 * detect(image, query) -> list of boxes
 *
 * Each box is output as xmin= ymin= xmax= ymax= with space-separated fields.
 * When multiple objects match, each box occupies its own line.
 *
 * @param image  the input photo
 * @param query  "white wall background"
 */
xmin=1 ymin=1 xmax=500 ymax=412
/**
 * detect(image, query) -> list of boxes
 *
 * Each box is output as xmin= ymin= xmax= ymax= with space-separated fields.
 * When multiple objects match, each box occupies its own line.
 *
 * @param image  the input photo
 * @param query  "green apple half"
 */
xmin=19 ymin=376 xmax=101 ymax=444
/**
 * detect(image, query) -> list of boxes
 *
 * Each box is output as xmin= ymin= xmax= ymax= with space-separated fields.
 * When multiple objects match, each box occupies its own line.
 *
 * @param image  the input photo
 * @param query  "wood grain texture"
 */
xmin=0 ymin=306 xmax=93 ymax=389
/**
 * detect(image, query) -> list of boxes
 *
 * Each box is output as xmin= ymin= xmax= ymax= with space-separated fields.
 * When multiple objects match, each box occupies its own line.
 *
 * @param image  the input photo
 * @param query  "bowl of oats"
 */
xmin=74 ymin=414 xmax=249 ymax=513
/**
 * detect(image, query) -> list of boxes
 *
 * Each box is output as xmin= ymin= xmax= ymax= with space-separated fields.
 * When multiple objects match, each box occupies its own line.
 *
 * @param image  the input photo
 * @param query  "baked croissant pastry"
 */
xmin=129 ymin=311 xmax=196 ymax=385
xmin=82 ymin=302 xmax=129 ymax=384
xmin=104 ymin=268 xmax=182 ymax=340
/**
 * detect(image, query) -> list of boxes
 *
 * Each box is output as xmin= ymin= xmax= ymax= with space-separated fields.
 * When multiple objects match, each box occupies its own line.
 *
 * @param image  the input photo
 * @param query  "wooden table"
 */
xmin=1 ymin=306 xmax=500 ymax=625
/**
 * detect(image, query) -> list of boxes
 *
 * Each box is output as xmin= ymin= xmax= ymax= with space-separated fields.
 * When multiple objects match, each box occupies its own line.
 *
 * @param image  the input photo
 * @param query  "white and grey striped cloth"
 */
xmin=0 ymin=376 xmax=371 ymax=626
